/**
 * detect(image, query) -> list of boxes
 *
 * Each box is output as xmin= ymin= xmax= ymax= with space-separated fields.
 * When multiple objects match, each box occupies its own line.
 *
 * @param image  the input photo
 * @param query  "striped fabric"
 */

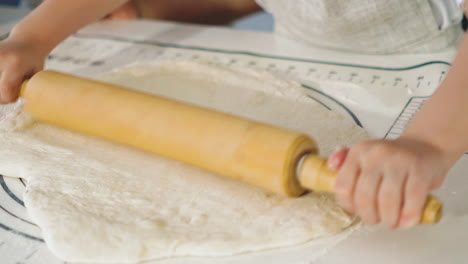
xmin=0 ymin=0 xmax=20 ymax=6
xmin=257 ymin=0 xmax=463 ymax=54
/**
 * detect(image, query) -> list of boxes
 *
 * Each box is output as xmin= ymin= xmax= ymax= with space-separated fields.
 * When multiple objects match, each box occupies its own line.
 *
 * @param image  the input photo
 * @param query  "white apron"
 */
xmin=256 ymin=0 xmax=464 ymax=54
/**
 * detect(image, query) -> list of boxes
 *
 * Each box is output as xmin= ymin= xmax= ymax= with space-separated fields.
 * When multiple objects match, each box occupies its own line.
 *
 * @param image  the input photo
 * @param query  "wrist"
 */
xmin=9 ymin=24 xmax=55 ymax=57
xmin=399 ymin=132 xmax=464 ymax=168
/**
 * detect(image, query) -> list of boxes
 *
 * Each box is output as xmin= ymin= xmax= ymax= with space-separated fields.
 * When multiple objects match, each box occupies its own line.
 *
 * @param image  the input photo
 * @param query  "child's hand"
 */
xmin=328 ymin=137 xmax=449 ymax=229
xmin=0 ymin=38 xmax=46 ymax=104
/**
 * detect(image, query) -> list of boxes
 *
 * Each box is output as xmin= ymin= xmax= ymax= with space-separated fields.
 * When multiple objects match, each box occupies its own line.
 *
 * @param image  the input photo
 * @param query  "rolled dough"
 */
xmin=0 ymin=61 xmax=367 ymax=263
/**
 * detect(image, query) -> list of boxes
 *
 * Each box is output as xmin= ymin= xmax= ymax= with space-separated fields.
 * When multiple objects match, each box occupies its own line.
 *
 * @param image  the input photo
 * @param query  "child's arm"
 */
xmin=0 ymin=0 xmax=129 ymax=103
xmin=404 ymin=34 xmax=468 ymax=168
xmin=329 ymin=33 xmax=468 ymax=229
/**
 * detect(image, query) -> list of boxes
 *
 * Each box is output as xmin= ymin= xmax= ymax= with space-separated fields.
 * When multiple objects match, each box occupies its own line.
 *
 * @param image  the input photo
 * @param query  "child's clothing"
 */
xmin=256 ymin=0 xmax=464 ymax=54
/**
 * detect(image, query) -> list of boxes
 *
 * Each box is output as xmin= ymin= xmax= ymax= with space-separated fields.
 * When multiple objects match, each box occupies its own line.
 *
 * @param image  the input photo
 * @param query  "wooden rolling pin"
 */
xmin=20 ymin=71 xmax=442 ymax=224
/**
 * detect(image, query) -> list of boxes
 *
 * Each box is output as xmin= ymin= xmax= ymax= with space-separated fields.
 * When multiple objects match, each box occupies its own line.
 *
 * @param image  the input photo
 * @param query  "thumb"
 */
xmin=0 ymin=68 xmax=24 ymax=104
xmin=327 ymin=148 xmax=349 ymax=171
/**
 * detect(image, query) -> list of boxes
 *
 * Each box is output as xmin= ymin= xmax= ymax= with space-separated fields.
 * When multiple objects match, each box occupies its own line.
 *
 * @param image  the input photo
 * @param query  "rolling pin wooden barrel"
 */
xmin=20 ymin=71 xmax=442 ymax=224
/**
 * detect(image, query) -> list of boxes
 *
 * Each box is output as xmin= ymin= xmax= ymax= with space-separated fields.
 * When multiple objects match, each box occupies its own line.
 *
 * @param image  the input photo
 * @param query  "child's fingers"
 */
xmin=377 ymin=171 xmax=406 ymax=228
xmin=335 ymin=155 xmax=360 ymax=213
xmin=353 ymin=169 xmax=382 ymax=225
xmin=327 ymin=148 xmax=349 ymax=171
xmin=429 ymin=173 xmax=445 ymax=191
xmin=399 ymin=172 xmax=430 ymax=228
xmin=0 ymin=68 xmax=23 ymax=103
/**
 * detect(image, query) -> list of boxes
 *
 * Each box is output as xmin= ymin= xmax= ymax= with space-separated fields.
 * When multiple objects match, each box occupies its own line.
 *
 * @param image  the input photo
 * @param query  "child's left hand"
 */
xmin=328 ymin=137 xmax=450 ymax=229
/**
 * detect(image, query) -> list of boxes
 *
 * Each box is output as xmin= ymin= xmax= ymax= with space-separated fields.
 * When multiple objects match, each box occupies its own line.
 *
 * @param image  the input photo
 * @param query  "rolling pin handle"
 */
xmin=20 ymin=80 xmax=29 ymax=97
xmin=297 ymin=154 xmax=336 ymax=193
xmin=420 ymin=195 xmax=443 ymax=223
xmin=297 ymin=154 xmax=443 ymax=224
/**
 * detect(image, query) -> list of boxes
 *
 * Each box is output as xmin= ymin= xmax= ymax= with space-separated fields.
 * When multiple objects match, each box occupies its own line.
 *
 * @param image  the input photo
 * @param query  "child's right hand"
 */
xmin=0 ymin=38 xmax=46 ymax=104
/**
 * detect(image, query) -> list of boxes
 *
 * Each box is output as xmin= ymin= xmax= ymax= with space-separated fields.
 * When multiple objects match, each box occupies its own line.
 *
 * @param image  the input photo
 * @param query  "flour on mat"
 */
xmin=0 ymin=99 xmax=33 ymax=132
xmin=0 ymin=61 xmax=367 ymax=263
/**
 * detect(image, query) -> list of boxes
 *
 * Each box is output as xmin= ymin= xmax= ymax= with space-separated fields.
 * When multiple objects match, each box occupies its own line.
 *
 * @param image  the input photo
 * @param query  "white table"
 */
xmin=0 ymin=19 xmax=466 ymax=264
xmin=0 ymin=6 xmax=29 ymax=24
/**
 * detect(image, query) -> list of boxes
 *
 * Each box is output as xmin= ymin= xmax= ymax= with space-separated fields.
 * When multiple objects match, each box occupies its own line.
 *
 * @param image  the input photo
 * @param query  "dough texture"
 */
xmin=0 ymin=61 xmax=367 ymax=263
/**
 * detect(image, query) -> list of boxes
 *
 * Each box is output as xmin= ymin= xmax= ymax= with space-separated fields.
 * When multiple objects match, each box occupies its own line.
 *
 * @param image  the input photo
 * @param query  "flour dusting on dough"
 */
xmin=0 ymin=61 xmax=367 ymax=263
xmin=0 ymin=99 xmax=33 ymax=132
